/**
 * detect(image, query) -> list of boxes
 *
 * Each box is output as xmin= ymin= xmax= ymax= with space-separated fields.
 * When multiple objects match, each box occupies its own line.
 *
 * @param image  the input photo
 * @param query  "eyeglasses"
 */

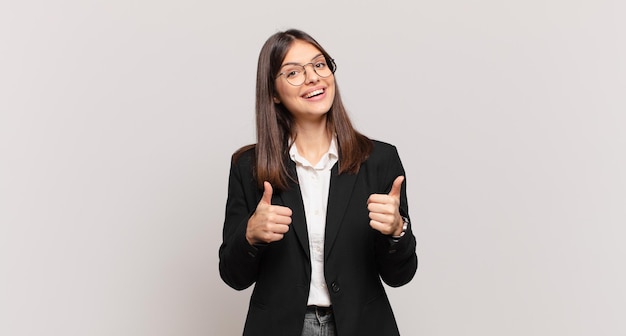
xmin=276 ymin=58 xmax=336 ymax=86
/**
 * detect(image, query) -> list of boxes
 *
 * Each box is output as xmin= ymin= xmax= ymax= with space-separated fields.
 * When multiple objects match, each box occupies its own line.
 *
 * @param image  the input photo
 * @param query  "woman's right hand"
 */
xmin=246 ymin=181 xmax=293 ymax=245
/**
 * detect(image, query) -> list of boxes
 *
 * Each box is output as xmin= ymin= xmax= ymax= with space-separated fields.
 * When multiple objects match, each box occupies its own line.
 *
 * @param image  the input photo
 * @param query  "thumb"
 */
xmin=260 ymin=181 xmax=273 ymax=205
xmin=388 ymin=176 xmax=404 ymax=198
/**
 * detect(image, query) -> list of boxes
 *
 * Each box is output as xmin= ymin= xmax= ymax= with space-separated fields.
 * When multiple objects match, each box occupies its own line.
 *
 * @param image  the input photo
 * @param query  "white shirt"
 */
xmin=289 ymin=137 xmax=338 ymax=307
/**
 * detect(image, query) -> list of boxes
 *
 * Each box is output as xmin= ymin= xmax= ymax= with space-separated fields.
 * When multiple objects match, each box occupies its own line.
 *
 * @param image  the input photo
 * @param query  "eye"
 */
xmin=282 ymin=66 xmax=302 ymax=78
xmin=314 ymin=61 xmax=327 ymax=69
xmin=285 ymin=69 xmax=300 ymax=78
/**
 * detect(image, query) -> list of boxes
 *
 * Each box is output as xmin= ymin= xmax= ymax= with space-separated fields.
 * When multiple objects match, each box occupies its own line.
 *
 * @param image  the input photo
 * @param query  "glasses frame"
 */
xmin=276 ymin=58 xmax=337 ymax=86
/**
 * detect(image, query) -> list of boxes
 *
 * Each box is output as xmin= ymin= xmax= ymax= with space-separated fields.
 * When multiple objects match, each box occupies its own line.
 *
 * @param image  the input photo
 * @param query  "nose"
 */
xmin=303 ymin=64 xmax=320 ymax=84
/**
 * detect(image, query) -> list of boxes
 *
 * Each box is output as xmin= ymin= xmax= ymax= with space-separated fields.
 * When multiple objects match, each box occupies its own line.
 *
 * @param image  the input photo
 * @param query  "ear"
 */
xmin=273 ymin=96 xmax=281 ymax=104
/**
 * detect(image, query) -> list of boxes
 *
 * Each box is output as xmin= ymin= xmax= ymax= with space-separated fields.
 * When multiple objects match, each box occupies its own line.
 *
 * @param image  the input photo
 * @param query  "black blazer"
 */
xmin=219 ymin=140 xmax=418 ymax=336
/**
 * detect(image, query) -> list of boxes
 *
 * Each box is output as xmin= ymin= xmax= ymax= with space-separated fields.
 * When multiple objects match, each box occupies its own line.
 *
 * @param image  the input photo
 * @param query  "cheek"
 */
xmin=327 ymin=85 xmax=336 ymax=102
xmin=275 ymin=82 xmax=297 ymax=101
xmin=326 ymin=78 xmax=336 ymax=97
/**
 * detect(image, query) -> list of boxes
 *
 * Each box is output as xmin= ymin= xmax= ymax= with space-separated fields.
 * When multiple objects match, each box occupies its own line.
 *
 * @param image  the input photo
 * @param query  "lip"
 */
xmin=301 ymin=86 xmax=326 ymax=100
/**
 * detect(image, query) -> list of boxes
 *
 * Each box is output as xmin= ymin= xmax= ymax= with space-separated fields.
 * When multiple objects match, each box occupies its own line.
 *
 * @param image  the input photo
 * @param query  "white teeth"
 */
xmin=305 ymin=89 xmax=324 ymax=98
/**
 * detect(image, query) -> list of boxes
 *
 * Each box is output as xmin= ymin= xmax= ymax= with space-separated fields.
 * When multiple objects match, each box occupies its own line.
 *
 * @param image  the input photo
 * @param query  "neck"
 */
xmin=293 ymin=120 xmax=332 ymax=166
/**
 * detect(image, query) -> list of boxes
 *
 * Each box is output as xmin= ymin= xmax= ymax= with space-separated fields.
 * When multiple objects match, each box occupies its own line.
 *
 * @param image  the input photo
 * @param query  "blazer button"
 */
xmin=331 ymin=282 xmax=340 ymax=293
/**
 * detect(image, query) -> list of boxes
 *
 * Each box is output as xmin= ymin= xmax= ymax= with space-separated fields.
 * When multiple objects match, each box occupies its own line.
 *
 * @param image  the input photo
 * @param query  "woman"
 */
xmin=219 ymin=29 xmax=418 ymax=336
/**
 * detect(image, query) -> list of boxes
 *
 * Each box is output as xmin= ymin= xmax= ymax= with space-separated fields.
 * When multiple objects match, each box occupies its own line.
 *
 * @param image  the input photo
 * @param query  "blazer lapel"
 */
xmin=324 ymin=163 xmax=358 ymax=259
xmin=279 ymin=160 xmax=310 ymax=260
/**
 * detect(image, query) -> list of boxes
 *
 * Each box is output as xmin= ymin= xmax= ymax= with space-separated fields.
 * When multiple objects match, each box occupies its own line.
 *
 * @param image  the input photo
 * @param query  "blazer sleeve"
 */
xmin=374 ymin=144 xmax=418 ymax=287
xmin=218 ymin=152 xmax=265 ymax=290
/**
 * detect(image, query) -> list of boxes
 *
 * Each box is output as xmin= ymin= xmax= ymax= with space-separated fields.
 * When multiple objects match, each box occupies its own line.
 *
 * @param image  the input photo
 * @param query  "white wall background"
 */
xmin=1 ymin=0 xmax=624 ymax=335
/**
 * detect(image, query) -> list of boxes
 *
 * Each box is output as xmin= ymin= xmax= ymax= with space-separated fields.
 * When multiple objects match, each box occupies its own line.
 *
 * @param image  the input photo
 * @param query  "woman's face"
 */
xmin=274 ymin=40 xmax=336 ymax=122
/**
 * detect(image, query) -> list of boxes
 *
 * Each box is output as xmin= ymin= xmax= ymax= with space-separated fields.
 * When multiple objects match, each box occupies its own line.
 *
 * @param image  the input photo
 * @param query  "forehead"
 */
xmin=282 ymin=40 xmax=323 ymax=65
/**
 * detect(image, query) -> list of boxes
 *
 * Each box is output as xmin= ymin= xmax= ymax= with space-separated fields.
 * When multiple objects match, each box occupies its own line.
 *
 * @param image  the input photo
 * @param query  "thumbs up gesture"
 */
xmin=367 ymin=176 xmax=405 ymax=236
xmin=246 ymin=181 xmax=293 ymax=245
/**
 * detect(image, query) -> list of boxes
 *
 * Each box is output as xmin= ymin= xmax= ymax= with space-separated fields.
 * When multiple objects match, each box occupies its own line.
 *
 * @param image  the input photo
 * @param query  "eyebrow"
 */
xmin=280 ymin=53 xmax=325 ymax=67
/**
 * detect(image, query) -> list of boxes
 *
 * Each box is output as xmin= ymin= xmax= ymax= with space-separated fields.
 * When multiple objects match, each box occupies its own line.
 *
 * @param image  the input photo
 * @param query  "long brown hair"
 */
xmin=234 ymin=29 xmax=372 ymax=191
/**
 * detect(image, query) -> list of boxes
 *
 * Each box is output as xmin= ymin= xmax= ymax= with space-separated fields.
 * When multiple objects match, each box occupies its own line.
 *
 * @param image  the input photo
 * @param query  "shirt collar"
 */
xmin=289 ymin=135 xmax=338 ymax=169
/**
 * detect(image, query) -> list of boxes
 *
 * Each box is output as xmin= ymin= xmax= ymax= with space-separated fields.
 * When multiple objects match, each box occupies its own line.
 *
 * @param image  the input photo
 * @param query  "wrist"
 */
xmin=391 ymin=216 xmax=409 ymax=240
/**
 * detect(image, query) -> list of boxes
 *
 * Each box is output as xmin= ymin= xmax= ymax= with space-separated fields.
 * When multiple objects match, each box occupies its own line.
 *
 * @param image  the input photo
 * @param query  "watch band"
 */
xmin=391 ymin=216 xmax=409 ymax=240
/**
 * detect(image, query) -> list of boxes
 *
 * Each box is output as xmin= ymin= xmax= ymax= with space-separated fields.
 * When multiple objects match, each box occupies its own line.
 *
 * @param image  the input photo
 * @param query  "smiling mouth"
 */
xmin=303 ymin=89 xmax=324 ymax=99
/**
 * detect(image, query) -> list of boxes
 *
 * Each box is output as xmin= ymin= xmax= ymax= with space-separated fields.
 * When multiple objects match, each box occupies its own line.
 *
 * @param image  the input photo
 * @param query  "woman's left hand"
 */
xmin=367 ymin=176 xmax=405 ymax=236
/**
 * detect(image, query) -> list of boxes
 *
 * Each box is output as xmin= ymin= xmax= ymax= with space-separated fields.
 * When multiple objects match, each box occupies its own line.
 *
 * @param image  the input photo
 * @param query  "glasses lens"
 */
xmin=283 ymin=65 xmax=305 ymax=86
xmin=313 ymin=60 xmax=333 ymax=78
